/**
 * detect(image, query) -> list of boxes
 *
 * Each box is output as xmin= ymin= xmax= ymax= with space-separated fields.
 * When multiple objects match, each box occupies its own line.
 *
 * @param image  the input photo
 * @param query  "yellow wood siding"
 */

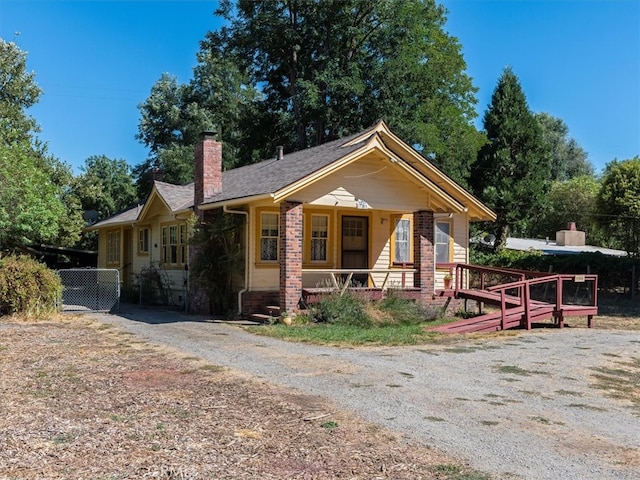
xmin=294 ymin=155 xmax=441 ymax=212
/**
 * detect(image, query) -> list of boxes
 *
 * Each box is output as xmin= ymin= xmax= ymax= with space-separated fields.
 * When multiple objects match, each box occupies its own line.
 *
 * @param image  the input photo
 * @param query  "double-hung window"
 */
xmin=260 ymin=213 xmax=279 ymax=262
xmin=435 ymin=220 xmax=452 ymax=264
xmin=179 ymin=224 xmax=187 ymax=264
xmin=393 ymin=217 xmax=411 ymax=264
xmin=138 ymin=228 xmax=150 ymax=255
xmin=161 ymin=224 xmax=186 ymax=266
xmin=310 ymin=215 xmax=328 ymax=262
xmin=106 ymin=231 xmax=120 ymax=264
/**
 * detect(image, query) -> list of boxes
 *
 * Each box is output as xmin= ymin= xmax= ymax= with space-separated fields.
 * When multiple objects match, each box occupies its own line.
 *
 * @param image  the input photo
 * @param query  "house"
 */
xmin=89 ymin=120 xmax=496 ymax=316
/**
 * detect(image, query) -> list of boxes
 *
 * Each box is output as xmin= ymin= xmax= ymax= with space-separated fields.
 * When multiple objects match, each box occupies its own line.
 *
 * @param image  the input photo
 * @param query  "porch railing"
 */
xmin=301 ymin=267 xmax=416 ymax=296
xmin=438 ymin=262 xmax=552 ymax=292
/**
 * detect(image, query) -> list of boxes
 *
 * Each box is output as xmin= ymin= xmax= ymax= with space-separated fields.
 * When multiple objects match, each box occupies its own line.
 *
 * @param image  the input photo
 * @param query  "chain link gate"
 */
xmin=57 ymin=269 xmax=120 ymax=312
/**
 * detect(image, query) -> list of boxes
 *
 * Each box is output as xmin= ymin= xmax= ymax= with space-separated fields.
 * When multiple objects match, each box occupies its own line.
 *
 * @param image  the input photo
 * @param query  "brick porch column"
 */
xmin=279 ymin=201 xmax=303 ymax=313
xmin=414 ymin=210 xmax=435 ymax=296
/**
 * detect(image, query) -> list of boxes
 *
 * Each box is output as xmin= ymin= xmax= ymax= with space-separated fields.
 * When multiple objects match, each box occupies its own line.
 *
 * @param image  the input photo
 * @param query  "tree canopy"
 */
xmin=0 ymin=39 xmax=42 ymax=146
xmin=596 ymin=157 xmax=640 ymax=257
xmin=73 ymin=155 xmax=138 ymax=221
xmin=136 ymin=0 xmax=484 ymax=192
xmin=470 ymin=67 xmax=551 ymax=249
xmin=0 ymin=143 xmax=66 ymax=249
xmin=535 ymin=112 xmax=593 ymax=181
xmin=0 ymin=39 xmax=85 ymax=251
xmin=529 ymin=175 xmax=603 ymax=245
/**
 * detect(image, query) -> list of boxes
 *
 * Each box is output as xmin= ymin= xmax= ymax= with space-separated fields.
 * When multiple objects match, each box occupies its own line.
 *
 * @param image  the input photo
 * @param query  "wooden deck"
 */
xmin=428 ymin=266 xmax=598 ymax=334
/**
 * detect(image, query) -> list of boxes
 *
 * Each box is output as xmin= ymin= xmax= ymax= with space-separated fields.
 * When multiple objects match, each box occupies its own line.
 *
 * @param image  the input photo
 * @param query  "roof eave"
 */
xmin=376 ymin=129 xmax=496 ymax=221
xmin=198 ymin=193 xmax=274 ymax=210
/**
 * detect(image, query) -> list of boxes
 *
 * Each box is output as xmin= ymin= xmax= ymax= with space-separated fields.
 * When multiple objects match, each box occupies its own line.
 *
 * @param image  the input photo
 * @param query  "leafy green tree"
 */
xmin=0 ymin=143 xmax=66 ymax=250
xmin=135 ymin=54 xmax=261 ymax=197
xmin=0 ymin=39 xmax=42 ymax=146
xmin=530 ymin=176 xmax=604 ymax=245
xmin=189 ymin=210 xmax=244 ymax=314
xmin=74 ymin=155 xmax=138 ymax=220
xmin=137 ymin=0 xmax=483 ymax=189
xmin=596 ymin=157 xmax=640 ymax=257
xmin=535 ymin=113 xmax=593 ymax=181
xmin=470 ymin=67 xmax=551 ymax=249
xmin=0 ymin=40 xmax=83 ymax=249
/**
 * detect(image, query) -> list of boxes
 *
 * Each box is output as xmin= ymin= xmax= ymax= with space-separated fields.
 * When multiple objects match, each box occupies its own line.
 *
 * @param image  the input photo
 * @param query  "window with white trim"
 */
xmin=107 ymin=231 xmax=120 ymax=264
xmin=435 ymin=220 xmax=452 ymax=263
xmin=260 ymin=213 xmax=279 ymax=261
xmin=138 ymin=228 xmax=150 ymax=254
xmin=393 ymin=217 xmax=411 ymax=263
xmin=310 ymin=214 xmax=328 ymax=262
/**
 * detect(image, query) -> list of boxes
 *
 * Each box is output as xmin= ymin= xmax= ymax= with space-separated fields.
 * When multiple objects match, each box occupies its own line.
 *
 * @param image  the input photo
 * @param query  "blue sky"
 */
xmin=1 ymin=0 xmax=638 ymax=175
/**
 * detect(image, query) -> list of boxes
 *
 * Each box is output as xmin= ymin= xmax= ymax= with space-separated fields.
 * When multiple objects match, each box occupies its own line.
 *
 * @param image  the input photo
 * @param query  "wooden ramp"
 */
xmin=429 ymin=303 xmax=556 ymax=334
xmin=427 ymin=265 xmax=598 ymax=334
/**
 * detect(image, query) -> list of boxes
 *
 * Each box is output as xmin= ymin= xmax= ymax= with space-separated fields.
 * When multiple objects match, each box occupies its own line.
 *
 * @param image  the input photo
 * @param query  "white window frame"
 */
xmin=435 ymin=220 xmax=452 ymax=264
xmin=310 ymin=214 xmax=329 ymax=262
xmin=260 ymin=212 xmax=279 ymax=262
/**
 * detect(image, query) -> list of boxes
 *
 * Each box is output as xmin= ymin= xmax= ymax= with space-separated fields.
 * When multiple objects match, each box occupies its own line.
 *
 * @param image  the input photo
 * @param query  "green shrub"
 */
xmin=310 ymin=292 xmax=372 ymax=328
xmin=0 ymin=255 xmax=63 ymax=317
xmin=378 ymin=292 xmax=434 ymax=326
xmin=471 ymin=244 xmax=640 ymax=292
xmin=308 ymin=291 xmax=443 ymax=328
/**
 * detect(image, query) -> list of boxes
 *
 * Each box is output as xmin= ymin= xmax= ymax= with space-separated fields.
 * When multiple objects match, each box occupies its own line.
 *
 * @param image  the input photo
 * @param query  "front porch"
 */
xmin=300 ymin=267 xmax=422 ymax=304
xmin=275 ymin=202 xmax=438 ymax=315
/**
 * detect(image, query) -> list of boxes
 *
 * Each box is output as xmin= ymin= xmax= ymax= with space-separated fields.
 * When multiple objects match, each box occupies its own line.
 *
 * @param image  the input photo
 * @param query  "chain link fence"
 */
xmin=57 ymin=269 xmax=120 ymax=312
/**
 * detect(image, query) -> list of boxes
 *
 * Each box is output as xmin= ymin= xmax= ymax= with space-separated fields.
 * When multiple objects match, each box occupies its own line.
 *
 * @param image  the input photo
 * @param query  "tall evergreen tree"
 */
xmin=470 ymin=67 xmax=551 ymax=249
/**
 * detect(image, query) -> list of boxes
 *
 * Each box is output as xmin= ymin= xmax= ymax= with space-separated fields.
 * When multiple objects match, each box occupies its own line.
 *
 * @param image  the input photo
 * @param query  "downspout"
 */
xmin=223 ymin=205 xmax=249 ymax=317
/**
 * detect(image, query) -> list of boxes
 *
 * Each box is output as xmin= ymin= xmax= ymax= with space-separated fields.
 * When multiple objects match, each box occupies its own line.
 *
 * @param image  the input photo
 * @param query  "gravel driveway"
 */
xmin=91 ymin=305 xmax=640 ymax=480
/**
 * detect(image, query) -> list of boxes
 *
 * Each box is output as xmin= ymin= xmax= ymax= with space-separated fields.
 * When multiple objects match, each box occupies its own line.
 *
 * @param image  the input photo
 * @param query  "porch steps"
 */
xmin=249 ymin=305 xmax=281 ymax=324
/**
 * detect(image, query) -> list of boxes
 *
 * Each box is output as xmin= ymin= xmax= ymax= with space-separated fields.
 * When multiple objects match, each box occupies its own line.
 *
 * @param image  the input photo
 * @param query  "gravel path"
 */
xmin=90 ymin=306 xmax=640 ymax=480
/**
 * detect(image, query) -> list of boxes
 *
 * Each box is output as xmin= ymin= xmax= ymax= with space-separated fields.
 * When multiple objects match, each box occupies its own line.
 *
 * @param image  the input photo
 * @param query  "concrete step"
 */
xmin=249 ymin=313 xmax=276 ymax=324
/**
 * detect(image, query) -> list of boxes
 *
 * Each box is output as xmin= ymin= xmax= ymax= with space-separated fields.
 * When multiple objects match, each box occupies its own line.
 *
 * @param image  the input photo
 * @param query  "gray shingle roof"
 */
xmin=91 ymin=123 xmax=380 ymax=228
xmin=89 ymin=204 xmax=142 ymax=229
xmin=154 ymin=181 xmax=193 ymax=211
xmin=201 ymin=126 xmax=375 ymax=206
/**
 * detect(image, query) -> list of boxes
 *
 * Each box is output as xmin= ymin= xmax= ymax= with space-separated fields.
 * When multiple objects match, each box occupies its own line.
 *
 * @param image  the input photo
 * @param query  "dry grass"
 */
xmin=0 ymin=314 xmax=478 ymax=480
xmin=591 ymin=293 xmax=640 ymax=331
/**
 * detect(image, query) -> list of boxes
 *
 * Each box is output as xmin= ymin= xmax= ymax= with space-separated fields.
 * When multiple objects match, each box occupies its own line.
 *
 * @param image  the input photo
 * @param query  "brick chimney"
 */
xmin=194 ymin=131 xmax=222 ymax=208
xmin=151 ymin=167 xmax=164 ymax=182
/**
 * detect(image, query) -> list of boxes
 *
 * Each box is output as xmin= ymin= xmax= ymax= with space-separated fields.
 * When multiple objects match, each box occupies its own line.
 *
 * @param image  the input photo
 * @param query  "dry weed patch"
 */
xmin=0 ymin=316 xmax=476 ymax=479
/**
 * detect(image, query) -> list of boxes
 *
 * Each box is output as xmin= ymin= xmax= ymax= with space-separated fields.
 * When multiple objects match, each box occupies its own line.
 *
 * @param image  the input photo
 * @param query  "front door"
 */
xmin=341 ymin=216 xmax=369 ymax=286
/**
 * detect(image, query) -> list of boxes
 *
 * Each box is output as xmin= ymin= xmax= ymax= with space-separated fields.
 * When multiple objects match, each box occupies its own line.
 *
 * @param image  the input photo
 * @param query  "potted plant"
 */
xmin=443 ymin=272 xmax=453 ymax=289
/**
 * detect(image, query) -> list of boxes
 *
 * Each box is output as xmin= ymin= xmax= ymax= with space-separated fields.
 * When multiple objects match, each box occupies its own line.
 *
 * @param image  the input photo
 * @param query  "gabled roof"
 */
xmin=200 ymin=120 xmax=495 ymax=221
xmin=88 ymin=181 xmax=192 ymax=230
xmin=200 ymin=124 xmax=376 ymax=206
xmin=155 ymin=181 xmax=194 ymax=212
xmin=87 ymin=204 xmax=142 ymax=230
xmin=90 ymin=120 xmax=496 ymax=229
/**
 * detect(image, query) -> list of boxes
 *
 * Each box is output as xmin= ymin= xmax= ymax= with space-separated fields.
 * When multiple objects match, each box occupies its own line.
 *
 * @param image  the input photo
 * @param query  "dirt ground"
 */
xmin=2 ymin=291 xmax=637 ymax=480
xmin=0 ymin=315 xmax=481 ymax=480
